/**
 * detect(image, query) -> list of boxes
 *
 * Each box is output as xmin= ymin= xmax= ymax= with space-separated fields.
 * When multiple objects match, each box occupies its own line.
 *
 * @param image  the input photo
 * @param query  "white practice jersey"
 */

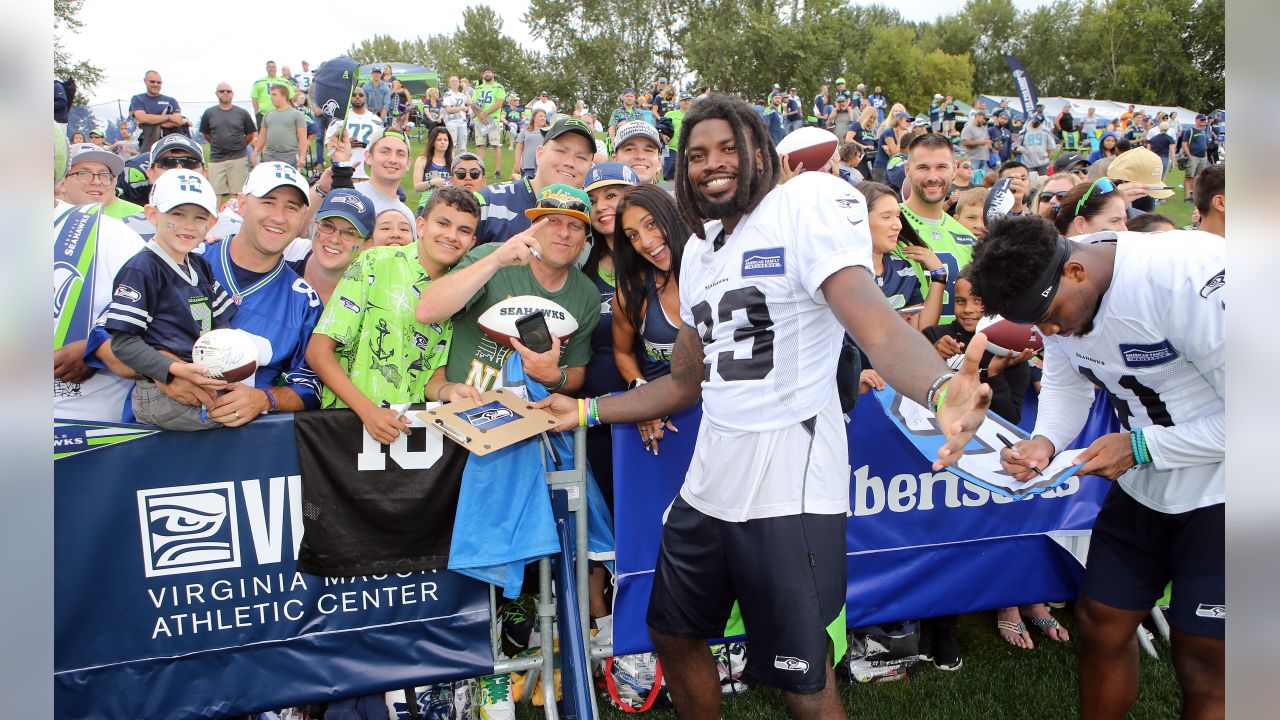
xmin=1033 ymin=230 xmax=1224 ymax=513
xmin=54 ymin=202 xmax=146 ymax=422
xmin=679 ymin=171 xmax=873 ymax=434
xmin=325 ymin=109 xmax=383 ymax=177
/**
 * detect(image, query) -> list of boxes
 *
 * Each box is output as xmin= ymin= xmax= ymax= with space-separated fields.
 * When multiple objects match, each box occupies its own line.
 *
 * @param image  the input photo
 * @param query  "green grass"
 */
xmin=516 ymin=611 xmax=1181 ymax=719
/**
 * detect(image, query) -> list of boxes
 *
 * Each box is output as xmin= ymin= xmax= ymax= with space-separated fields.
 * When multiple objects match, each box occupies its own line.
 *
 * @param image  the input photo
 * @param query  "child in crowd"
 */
xmin=99 ymin=169 xmax=237 ymax=430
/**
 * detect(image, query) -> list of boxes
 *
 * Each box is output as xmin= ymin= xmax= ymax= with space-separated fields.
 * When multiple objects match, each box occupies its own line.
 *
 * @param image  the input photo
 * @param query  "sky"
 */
xmin=70 ymin=0 xmax=1051 ymax=108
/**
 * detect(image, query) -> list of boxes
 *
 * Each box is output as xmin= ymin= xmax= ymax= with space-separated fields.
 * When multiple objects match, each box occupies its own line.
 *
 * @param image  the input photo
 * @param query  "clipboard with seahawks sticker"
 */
xmin=418 ymin=389 xmax=560 ymax=455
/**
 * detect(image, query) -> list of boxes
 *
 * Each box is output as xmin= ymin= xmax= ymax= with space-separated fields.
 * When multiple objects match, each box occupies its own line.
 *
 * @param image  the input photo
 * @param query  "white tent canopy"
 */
xmin=977 ymin=94 xmax=1201 ymax=124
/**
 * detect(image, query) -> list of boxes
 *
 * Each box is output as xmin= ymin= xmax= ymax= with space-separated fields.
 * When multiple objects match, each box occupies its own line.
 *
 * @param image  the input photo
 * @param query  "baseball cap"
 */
xmin=934 ymin=93 xmax=944 ymax=100
xmin=314 ymin=188 xmax=374 ymax=237
xmin=912 ymin=117 xmax=930 ymax=128
xmin=365 ymin=128 xmax=411 ymax=155
xmin=622 ymin=87 xmax=636 ymax=95
xmin=89 ymin=128 xmax=105 ymax=138
xmin=584 ymin=162 xmax=639 ymax=193
xmin=545 ymin=117 xmax=597 ymax=148
xmin=149 ymin=168 xmax=218 ymax=216
xmin=1195 ymin=113 xmax=1208 ymax=121
xmin=614 ymin=121 xmax=662 ymax=151
xmin=835 ymin=77 xmax=847 ymax=84
xmin=539 ymin=90 xmax=548 ymax=96
xmin=150 ymin=133 xmax=205 ymax=163
xmin=524 ymin=183 xmax=592 ymax=225
xmin=894 ymin=111 xmax=911 ymax=119
xmin=67 ymin=143 xmax=124 ymax=176
xmin=1051 ymin=153 xmax=1090 ymax=175
xmin=242 ymin=161 xmax=311 ymax=204
xmin=1107 ymin=148 xmax=1175 ymax=199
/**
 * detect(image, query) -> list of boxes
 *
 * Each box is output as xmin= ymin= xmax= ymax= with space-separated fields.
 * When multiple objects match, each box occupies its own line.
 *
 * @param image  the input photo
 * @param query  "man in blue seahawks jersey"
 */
xmin=473 ymin=117 xmax=596 ymax=245
xmin=89 ymin=162 xmax=322 ymax=424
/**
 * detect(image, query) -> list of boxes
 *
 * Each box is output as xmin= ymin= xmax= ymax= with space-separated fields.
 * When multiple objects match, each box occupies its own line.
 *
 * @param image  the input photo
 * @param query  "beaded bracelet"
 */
xmin=1130 ymin=428 xmax=1150 ymax=465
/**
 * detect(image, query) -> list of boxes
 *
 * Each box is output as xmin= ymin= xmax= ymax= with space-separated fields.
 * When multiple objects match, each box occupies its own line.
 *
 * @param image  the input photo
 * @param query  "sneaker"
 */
xmin=932 ymin=626 xmax=963 ymax=672
xmin=500 ymin=594 xmax=537 ymax=657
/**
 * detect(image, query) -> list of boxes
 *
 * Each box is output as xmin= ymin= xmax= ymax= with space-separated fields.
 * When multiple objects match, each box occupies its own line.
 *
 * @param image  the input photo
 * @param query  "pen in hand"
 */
xmin=996 ymin=432 xmax=1044 ymax=476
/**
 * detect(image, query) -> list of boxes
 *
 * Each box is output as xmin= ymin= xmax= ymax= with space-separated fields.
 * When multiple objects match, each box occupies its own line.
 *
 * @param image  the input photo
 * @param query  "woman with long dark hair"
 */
xmin=611 ymin=184 xmax=691 ymax=455
xmin=412 ymin=126 xmax=453 ymax=195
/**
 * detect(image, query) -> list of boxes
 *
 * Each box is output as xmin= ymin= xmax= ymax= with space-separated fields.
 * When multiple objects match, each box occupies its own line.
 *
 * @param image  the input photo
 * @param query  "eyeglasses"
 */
xmin=316 ymin=219 xmax=363 ymax=242
xmin=67 ymin=169 xmax=115 ymax=184
xmin=453 ymin=169 xmax=483 ymax=180
xmin=1039 ymin=190 xmax=1068 ymax=204
xmin=216 ymin=89 xmax=233 ymax=94
xmin=154 ymin=155 xmax=204 ymax=170
xmin=534 ymin=197 xmax=588 ymax=215
xmin=1075 ymin=177 xmax=1115 ymax=215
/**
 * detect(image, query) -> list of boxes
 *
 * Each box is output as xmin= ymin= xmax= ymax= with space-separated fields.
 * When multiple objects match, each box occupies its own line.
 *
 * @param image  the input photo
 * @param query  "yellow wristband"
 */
xmin=578 ymin=398 xmax=587 ymax=428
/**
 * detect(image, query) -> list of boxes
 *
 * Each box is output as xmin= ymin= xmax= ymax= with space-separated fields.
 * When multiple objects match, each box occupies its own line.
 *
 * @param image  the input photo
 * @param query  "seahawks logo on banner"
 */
xmin=54 ymin=421 xmax=159 ymax=460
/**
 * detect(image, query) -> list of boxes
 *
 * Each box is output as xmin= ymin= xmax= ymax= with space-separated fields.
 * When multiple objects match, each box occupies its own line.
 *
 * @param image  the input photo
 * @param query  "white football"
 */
xmin=192 ymin=328 xmax=259 ymax=382
xmin=478 ymin=295 xmax=579 ymax=350
xmin=776 ymin=126 xmax=839 ymax=172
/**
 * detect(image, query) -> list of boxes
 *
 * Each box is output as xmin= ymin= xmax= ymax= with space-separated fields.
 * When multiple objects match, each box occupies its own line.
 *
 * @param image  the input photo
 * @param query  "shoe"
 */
xmin=932 ymin=625 xmax=962 ymax=671
xmin=500 ymin=594 xmax=537 ymax=657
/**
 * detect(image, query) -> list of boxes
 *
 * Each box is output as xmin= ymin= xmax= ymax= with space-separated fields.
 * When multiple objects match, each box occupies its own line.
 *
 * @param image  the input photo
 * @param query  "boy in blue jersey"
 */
xmin=99 ymin=169 xmax=236 ymax=430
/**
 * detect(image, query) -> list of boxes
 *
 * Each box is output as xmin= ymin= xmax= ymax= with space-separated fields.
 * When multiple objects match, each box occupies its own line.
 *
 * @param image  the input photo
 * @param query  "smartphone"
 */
xmin=515 ymin=312 xmax=553 ymax=354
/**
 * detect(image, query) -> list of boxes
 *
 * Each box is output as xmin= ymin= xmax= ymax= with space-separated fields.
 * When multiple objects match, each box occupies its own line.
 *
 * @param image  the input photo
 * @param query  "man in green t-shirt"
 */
xmin=660 ymin=94 xmax=691 ymax=181
xmin=250 ymin=60 xmax=296 ymax=127
xmin=417 ymin=183 xmax=601 ymax=394
xmin=899 ymin=133 xmax=977 ymax=324
xmin=471 ymin=67 xmax=507 ymax=181
xmin=308 ymin=186 xmax=484 ymax=444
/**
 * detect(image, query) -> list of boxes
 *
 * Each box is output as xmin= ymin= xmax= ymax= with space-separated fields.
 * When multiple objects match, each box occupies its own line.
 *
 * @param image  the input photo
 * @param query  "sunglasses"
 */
xmin=453 ymin=169 xmax=484 ymax=180
xmin=535 ymin=197 xmax=588 ymax=214
xmin=1075 ymin=177 xmax=1115 ymax=215
xmin=155 ymin=155 xmax=203 ymax=170
xmin=1039 ymin=190 xmax=1068 ymax=203
xmin=216 ymin=89 xmax=233 ymax=94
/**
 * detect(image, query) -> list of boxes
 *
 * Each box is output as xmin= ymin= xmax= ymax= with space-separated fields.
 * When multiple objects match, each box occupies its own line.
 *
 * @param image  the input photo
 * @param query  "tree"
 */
xmin=525 ymin=0 xmax=685 ymax=118
xmin=858 ymin=25 xmax=973 ymax=114
xmin=54 ymin=0 xmax=103 ymax=104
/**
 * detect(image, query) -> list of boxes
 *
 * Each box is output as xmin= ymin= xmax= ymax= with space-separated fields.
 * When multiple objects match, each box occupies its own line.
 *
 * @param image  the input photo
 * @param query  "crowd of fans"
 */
xmin=54 ymin=63 xmax=1226 ymax=719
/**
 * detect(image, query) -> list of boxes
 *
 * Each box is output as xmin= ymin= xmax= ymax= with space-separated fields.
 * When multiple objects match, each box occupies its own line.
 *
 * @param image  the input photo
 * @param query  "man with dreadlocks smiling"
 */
xmin=534 ymin=94 xmax=993 ymax=720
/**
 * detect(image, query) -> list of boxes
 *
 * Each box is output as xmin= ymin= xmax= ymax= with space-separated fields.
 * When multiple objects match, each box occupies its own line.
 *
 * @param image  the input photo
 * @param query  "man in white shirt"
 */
xmin=973 ymin=217 xmax=1224 ymax=720
xmin=442 ymin=75 xmax=471 ymax=153
xmin=293 ymin=60 xmax=314 ymax=92
xmin=534 ymin=95 xmax=992 ymax=720
xmin=528 ymin=90 xmax=557 ymax=118
xmin=324 ymin=87 xmax=383 ymax=179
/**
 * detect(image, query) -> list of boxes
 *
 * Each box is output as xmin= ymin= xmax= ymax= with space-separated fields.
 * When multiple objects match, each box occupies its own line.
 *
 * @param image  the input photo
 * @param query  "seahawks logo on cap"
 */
xmin=331 ymin=193 xmax=367 ymax=212
xmin=321 ymin=99 xmax=340 ymax=117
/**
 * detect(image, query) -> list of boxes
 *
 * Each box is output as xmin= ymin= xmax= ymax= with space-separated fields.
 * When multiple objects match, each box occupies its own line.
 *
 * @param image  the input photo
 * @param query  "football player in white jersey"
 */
xmin=535 ymin=95 xmax=993 ymax=720
xmin=971 ymin=216 xmax=1224 ymax=720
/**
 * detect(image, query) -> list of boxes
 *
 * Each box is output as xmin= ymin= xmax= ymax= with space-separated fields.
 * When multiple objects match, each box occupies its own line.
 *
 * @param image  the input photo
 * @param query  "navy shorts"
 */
xmin=1082 ymin=487 xmax=1224 ymax=638
xmin=646 ymin=496 xmax=846 ymax=693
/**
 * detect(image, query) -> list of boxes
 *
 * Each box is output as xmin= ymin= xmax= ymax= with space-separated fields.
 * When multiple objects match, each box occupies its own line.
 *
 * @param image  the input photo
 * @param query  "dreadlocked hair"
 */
xmin=612 ymin=185 xmax=691 ymax=333
xmin=965 ymin=215 xmax=1062 ymax=317
xmin=674 ymin=94 xmax=780 ymax=239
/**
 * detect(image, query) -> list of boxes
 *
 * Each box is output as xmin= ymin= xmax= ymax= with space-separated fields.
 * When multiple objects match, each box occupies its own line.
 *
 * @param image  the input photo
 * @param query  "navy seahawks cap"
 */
xmin=584 ymin=162 xmax=639 ymax=193
xmin=149 ymin=133 xmax=205 ymax=162
xmin=315 ymin=188 xmax=374 ymax=237
xmin=622 ymin=87 xmax=636 ymax=95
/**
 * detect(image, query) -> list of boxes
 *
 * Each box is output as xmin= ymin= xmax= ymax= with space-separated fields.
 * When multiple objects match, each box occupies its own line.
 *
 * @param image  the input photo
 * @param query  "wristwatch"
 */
xmin=928 ymin=268 xmax=949 ymax=284
xmin=332 ymin=160 xmax=352 ymax=169
xmin=628 ymin=378 xmax=648 ymax=390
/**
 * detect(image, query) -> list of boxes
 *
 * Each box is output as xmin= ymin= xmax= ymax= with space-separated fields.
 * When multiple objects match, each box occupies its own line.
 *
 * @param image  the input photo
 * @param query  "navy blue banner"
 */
xmin=55 ymin=415 xmax=493 ymax=720
xmin=612 ymin=394 xmax=1120 ymax=656
xmin=1005 ymin=55 xmax=1041 ymax=119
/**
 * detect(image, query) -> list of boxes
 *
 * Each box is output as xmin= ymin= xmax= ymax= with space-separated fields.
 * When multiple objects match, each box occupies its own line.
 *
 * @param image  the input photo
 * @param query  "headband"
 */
xmin=1000 ymin=235 xmax=1073 ymax=324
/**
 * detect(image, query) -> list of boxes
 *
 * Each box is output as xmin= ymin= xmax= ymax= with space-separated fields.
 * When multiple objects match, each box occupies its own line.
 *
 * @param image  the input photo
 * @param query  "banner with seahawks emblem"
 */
xmin=54 ymin=413 xmax=491 ymax=720
xmin=611 ymin=391 xmax=1120 ymax=656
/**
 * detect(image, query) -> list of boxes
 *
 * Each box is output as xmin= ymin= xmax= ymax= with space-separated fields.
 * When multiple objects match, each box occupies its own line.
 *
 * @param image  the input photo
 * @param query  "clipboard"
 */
xmin=417 ymin=389 xmax=561 ymax=455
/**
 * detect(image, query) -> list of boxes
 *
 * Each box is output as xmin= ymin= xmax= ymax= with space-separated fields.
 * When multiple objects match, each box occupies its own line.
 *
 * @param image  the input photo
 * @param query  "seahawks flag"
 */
xmin=311 ymin=55 xmax=360 ymax=120
xmin=1004 ymin=55 xmax=1040 ymax=120
xmin=294 ymin=407 xmax=469 ymax=576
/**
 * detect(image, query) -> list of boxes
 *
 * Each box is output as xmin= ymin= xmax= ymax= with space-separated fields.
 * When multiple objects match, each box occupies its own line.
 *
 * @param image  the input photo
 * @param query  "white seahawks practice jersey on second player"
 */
xmin=1033 ymin=230 xmax=1225 ymax=514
